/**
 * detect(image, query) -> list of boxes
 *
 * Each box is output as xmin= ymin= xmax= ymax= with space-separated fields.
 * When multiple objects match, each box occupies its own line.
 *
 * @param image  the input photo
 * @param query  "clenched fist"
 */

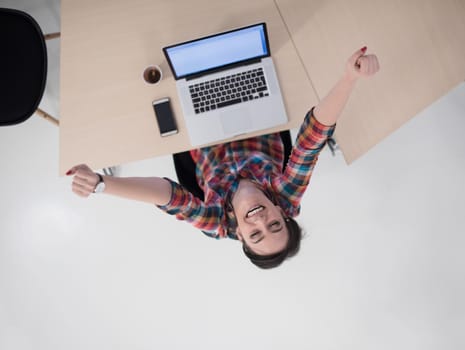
xmin=345 ymin=46 xmax=380 ymax=81
xmin=66 ymin=164 xmax=100 ymax=197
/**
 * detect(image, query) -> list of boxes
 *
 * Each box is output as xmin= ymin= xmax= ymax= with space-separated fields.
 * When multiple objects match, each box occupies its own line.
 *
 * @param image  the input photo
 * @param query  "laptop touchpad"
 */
xmin=220 ymin=109 xmax=252 ymax=136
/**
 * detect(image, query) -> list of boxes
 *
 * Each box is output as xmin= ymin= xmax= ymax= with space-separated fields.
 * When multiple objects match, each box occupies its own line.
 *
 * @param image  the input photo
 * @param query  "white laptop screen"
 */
xmin=164 ymin=23 xmax=270 ymax=80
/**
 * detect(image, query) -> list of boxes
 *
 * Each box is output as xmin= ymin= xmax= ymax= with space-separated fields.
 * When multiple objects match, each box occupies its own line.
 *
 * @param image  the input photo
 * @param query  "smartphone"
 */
xmin=152 ymin=98 xmax=178 ymax=137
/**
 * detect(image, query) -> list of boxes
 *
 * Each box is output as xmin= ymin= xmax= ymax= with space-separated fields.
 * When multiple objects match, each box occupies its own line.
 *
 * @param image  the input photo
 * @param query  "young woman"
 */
xmin=68 ymin=47 xmax=380 ymax=269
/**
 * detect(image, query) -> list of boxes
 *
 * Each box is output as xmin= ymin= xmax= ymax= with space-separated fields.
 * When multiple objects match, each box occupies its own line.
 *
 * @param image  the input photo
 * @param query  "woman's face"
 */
xmin=232 ymin=180 xmax=289 ymax=255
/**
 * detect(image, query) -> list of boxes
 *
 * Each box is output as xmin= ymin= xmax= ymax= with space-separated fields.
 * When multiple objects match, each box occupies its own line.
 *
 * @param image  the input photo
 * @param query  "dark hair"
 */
xmin=242 ymin=217 xmax=302 ymax=269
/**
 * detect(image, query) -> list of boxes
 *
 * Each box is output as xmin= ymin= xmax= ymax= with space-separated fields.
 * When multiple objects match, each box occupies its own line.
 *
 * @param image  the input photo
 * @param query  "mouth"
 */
xmin=246 ymin=205 xmax=265 ymax=218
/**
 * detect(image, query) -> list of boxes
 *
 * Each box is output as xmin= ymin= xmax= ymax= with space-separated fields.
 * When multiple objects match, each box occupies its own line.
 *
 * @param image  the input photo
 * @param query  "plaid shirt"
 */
xmin=157 ymin=108 xmax=335 ymax=239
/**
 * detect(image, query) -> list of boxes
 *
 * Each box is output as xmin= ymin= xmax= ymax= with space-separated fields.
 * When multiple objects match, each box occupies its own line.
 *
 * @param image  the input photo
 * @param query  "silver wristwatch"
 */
xmin=93 ymin=173 xmax=106 ymax=193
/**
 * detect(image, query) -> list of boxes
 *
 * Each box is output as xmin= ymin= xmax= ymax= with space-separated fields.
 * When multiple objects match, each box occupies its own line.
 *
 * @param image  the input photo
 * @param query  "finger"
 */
xmin=73 ymin=172 xmax=97 ymax=190
xmin=72 ymin=186 xmax=91 ymax=198
xmin=372 ymin=57 xmax=379 ymax=74
xmin=74 ymin=168 xmax=97 ymax=183
xmin=66 ymin=164 xmax=89 ymax=176
xmin=66 ymin=164 xmax=82 ymax=176
xmin=72 ymin=181 xmax=93 ymax=196
xmin=358 ymin=56 xmax=369 ymax=75
xmin=72 ymin=187 xmax=88 ymax=197
xmin=366 ymin=57 xmax=375 ymax=75
xmin=73 ymin=176 xmax=95 ymax=192
xmin=349 ymin=46 xmax=367 ymax=67
xmin=71 ymin=180 xmax=90 ymax=196
xmin=366 ymin=55 xmax=379 ymax=75
xmin=363 ymin=55 xmax=377 ymax=75
xmin=373 ymin=55 xmax=380 ymax=72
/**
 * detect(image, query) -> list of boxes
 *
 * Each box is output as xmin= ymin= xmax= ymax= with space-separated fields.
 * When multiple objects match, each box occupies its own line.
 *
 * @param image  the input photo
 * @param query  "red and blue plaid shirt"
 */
xmin=157 ymin=108 xmax=335 ymax=239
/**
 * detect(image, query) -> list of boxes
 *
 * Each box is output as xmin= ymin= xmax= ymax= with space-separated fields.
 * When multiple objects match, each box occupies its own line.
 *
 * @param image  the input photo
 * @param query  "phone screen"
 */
xmin=153 ymin=99 xmax=178 ymax=136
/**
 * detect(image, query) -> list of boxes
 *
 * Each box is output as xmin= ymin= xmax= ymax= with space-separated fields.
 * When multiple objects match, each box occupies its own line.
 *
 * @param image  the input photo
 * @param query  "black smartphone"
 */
xmin=152 ymin=98 xmax=178 ymax=137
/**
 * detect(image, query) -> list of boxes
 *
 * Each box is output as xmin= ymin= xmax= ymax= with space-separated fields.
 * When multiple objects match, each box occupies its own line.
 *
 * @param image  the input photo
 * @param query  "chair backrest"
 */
xmin=173 ymin=130 xmax=293 ymax=201
xmin=0 ymin=8 xmax=47 ymax=126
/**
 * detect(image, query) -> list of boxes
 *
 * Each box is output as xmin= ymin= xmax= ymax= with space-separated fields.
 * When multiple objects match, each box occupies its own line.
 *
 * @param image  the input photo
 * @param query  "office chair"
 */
xmin=173 ymin=130 xmax=293 ymax=201
xmin=0 ymin=7 xmax=60 ymax=127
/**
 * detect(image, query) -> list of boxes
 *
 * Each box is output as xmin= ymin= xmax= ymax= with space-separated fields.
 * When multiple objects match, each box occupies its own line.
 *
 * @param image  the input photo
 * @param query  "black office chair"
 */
xmin=0 ymin=7 xmax=60 ymax=127
xmin=173 ymin=130 xmax=293 ymax=201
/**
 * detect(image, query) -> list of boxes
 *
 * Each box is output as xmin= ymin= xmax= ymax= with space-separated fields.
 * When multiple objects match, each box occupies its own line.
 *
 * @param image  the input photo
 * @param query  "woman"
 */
xmin=68 ymin=47 xmax=380 ymax=269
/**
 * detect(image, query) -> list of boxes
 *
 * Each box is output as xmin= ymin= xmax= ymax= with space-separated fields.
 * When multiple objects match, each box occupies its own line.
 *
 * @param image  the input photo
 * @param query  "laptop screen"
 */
xmin=163 ymin=23 xmax=270 ymax=80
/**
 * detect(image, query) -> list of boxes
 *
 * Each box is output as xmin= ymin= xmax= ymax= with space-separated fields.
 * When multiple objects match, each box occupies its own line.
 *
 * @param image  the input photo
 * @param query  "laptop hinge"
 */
xmin=186 ymin=58 xmax=262 ymax=81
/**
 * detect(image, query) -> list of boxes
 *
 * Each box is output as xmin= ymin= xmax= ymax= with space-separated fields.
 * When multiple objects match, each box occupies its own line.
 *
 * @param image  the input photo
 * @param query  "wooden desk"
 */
xmin=61 ymin=0 xmax=465 ymax=173
xmin=59 ymin=0 xmax=317 ymax=174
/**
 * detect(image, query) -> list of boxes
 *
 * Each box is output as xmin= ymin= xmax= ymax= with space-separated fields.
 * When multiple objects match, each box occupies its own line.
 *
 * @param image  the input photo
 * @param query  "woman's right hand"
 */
xmin=66 ymin=164 xmax=100 ymax=198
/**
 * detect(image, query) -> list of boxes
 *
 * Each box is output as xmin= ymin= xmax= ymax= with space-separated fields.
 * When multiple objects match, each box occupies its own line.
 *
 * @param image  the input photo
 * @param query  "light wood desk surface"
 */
xmin=60 ymin=0 xmax=465 ymax=174
xmin=59 ymin=0 xmax=317 ymax=174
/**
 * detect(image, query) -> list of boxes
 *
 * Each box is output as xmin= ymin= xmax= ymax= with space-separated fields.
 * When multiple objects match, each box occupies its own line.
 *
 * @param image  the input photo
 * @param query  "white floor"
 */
xmin=1 ymin=1 xmax=465 ymax=349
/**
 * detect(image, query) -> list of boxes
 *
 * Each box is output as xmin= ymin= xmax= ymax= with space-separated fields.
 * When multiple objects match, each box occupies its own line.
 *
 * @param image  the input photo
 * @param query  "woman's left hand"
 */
xmin=345 ymin=47 xmax=380 ymax=81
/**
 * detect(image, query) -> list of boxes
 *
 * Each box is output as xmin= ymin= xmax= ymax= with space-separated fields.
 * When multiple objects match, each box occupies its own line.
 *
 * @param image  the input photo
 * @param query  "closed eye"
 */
xmin=250 ymin=231 xmax=264 ymax=244
xmin=270 ymin=221 xmax=283 ymax=233
xmin=250 ymin=222 xmax=283 ymax=244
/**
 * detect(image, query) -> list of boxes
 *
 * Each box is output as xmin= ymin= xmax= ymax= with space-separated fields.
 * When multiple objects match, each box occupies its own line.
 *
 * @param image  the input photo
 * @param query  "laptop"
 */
xmin=163 ymin=22 xmax=288 ymax=146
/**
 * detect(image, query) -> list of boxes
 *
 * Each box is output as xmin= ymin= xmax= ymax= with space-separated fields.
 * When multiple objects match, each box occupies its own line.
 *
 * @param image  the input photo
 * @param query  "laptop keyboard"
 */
xmin=188 ymin=67 xmax=269 ymax=114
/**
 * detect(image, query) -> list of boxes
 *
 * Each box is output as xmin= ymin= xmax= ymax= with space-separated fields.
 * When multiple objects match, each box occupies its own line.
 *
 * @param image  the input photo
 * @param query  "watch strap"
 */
xmin=93 ymin=173 xmax=104 ymax=193
xmin=96 ymin=173 xmax=103 ymax=184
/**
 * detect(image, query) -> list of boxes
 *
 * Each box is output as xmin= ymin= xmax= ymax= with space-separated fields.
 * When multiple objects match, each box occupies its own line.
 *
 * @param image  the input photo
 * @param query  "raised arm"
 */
xmin=314 ymin=47 xmax=380 ymax=126
xmin=67 ymin=164 xmax=172 ymax=206
xmin=277 ymin=48 xmax=379 ymax=213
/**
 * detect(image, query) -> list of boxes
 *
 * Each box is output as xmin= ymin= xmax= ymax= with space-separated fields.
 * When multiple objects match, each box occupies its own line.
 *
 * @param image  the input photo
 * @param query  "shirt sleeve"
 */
xmin=274 ymin=108 xmax=335 ymax=215
xmin=156 ymin=178 xmax=223 ymax=235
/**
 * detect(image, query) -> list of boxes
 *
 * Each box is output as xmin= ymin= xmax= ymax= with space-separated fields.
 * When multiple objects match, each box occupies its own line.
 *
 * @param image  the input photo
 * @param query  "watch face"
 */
xmin=94 ymin=181 xmax=106 ymax=193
